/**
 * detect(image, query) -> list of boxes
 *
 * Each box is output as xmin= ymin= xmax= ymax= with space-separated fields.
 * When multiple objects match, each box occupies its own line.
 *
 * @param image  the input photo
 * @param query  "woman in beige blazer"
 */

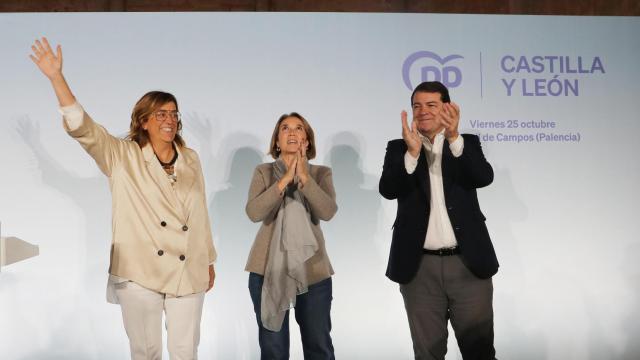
xmin=30 ymin=37 xmax=216 ymax=360
xmin=246 ymin=112 xmax=338 ymax=359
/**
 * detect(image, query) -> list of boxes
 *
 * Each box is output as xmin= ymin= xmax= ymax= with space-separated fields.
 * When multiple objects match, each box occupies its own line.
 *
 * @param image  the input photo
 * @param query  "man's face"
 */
xmin=411 ymin=91 xmax=444 ymax=137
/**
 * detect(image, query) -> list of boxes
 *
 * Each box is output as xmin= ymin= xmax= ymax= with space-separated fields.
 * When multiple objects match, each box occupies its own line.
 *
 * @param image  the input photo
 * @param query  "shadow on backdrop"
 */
xmin=185 ymin=112 xmax=263 ymax=360
xmin=14 ymin=116 xmax=126 ymax=359
xmin=209 ymin=145 xmax=263 ymax=360
xmin=487 ymin=166 xmax=547 ymax=360
xmin=323 ymin=132 xmax=394 ymax=357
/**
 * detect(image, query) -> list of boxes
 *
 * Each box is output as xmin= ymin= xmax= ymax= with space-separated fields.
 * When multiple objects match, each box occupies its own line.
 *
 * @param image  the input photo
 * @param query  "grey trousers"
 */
xmin=400 ymin=254 xmax=496 ymax=360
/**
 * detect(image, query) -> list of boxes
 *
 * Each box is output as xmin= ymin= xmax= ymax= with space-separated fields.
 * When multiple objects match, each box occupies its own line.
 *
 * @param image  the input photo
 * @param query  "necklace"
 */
xmin=155 ymin=146 xmax=179 ymax=184
xmin=156 ymin=147 xmax=178 ymax=169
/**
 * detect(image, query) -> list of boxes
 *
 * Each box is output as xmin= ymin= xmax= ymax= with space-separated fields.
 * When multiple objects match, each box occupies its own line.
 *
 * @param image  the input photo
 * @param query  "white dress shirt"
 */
xmin=404 ymin=130 xmax=464 ymax=250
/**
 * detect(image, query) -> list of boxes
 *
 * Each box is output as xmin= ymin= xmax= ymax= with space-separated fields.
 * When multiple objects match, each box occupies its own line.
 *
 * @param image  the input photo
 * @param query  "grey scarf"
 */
xmin=261 ymin=158 xmax=319 ymax=331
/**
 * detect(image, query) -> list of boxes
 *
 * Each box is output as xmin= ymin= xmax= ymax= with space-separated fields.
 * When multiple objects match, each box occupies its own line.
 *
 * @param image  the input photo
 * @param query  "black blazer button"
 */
xmin=157 ymin=250 xmax=164 ymax=256
xmin=179 ymin=255 xmax=186 ymax=261
xmin=160 ymin=221 xmax=167 ymax=227
xmin=182 ymin=225 xmax=188 ymax=231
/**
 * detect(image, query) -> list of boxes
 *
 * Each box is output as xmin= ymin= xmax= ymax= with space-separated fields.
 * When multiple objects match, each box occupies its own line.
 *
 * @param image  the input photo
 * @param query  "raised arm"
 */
xmin=379 ymin=111 xmax=421 ymax=200
xmin=379 ymin=140 xmax=415 ymax=200
xmin=456 ymin=135 xmax=494 ymax=189
xmin=30 ymin=37 xmax=126 ymax=177
xmin=29 ymin=37 xmax=75 ymax=107
xmin=246 ymin=166 xmax=285 ymax=223
xmin=299 ymin=167 xmax=338 ymax=221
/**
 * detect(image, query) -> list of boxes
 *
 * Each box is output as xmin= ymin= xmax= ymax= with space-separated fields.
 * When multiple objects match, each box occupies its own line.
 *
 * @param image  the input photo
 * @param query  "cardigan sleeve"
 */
xmin=245 ymin=165 xmax=284 ymax=222
xmin=299 ymin=166 xmax=337 ymax=221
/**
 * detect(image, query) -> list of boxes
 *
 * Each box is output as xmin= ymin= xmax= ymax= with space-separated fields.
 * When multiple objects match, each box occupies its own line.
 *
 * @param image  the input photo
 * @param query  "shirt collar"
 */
xmin=419 ymin=129 xmax=446 ymax=148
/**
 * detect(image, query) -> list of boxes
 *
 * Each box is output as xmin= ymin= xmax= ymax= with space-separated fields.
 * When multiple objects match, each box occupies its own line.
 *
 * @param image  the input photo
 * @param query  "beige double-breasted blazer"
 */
xmin=65 ymin=110 xmax=216 ymax=297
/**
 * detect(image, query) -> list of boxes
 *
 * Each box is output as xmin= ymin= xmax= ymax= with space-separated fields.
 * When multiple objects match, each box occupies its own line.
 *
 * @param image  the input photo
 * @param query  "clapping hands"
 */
xmin=439 ymin=102 xmax=460 ymax=142
xmin=401 ymin=110 xmax=422 ymax=158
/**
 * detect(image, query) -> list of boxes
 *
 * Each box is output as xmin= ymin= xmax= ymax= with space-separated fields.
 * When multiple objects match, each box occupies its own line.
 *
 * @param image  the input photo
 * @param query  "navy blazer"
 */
xmin=379 ymin=134 xmax=499 ymax=283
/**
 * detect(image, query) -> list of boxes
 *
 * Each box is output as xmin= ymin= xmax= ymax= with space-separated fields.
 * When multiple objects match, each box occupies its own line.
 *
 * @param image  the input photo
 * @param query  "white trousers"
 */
xmin=114 ymin=281 xmax=205 ymax=360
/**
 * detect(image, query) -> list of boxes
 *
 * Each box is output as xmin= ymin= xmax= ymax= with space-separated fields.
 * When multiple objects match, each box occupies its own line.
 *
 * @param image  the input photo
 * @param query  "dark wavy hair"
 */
xmin=411 ymin=81 xmax=451 ymax=105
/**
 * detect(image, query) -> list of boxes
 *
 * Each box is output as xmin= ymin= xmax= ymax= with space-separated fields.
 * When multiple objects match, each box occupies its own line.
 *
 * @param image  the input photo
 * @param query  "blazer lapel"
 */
xmin=415 ymin=147 xmax=430 ymax=197
xmin=441 ymin=140 xmax=455 ymax=197
xmin=142 ymin=144 xmax=183 ymax=221
xmin=174 ymin=146 xmax=197 ymax=220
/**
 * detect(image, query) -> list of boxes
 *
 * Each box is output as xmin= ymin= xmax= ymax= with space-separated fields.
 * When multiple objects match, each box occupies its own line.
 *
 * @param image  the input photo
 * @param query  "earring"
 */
xmin=276 ymin=146 xmax=280 ymax=152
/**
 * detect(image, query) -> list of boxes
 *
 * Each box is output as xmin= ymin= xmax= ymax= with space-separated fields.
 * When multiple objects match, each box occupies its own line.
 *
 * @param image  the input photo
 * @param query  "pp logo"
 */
xmin=402 ymin=51 xmax=464 ymax=90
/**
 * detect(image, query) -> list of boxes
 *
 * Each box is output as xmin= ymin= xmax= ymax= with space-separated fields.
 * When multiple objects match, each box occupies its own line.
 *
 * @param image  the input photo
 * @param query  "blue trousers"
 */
xmin=248 ymin=272 xmax=335 ymax=360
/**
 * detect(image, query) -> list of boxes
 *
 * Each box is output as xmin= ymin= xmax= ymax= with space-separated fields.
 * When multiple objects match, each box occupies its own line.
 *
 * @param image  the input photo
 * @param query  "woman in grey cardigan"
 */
xmin=246 ymin=112 xmax=338 ymax=360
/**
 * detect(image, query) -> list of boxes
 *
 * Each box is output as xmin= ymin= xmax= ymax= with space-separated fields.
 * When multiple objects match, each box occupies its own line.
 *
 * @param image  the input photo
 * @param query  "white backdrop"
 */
xmin=1 ymin=13 xmax=639 ymax=359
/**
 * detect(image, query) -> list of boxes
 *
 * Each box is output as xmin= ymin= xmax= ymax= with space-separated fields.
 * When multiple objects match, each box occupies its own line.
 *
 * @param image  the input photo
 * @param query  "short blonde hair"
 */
xmin=268 ymin=112 xmax=316 ymax=160
xmin=126 ymin=91 xmax=185 ymax=148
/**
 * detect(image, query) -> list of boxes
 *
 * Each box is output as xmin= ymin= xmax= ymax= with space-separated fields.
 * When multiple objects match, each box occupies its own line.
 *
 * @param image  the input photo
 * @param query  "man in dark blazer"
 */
xmin=379 ymin=81 xmax=498 ymax=360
